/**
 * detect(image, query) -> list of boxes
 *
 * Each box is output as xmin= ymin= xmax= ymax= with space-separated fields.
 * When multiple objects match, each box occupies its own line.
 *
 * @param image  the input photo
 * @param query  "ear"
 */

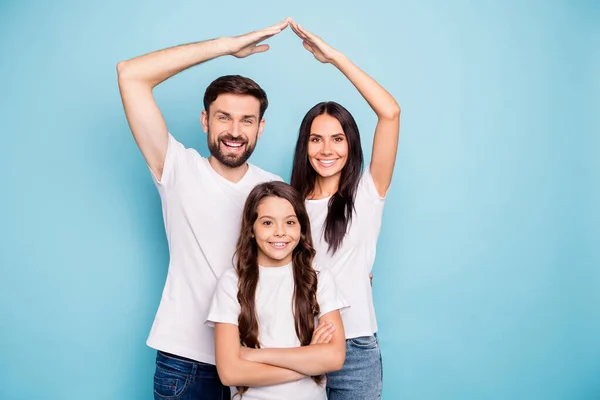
xmin=257 ymin=118 xmax=266 ymax=140
xmin=201 ymin=110 xmax=209 ymax=133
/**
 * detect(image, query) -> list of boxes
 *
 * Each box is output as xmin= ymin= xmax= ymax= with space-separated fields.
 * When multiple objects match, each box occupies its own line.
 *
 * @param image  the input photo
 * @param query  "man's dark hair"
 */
xmin=203 ymin=75 xmax=268 ymax=119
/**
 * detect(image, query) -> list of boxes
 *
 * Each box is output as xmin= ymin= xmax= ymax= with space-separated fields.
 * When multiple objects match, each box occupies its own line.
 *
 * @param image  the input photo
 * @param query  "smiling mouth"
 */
xmin=221 ymin=140 xmax=247 ymax=151
xmin=317 ymin=159 xmax=338 ymax=168
xmin=269 ymin=242 xmax=290 ymax=250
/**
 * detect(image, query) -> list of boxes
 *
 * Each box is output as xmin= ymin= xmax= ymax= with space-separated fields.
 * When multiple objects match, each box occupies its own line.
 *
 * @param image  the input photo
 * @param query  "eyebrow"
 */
xmin=214 ymin=110 xmax=258 ymax=120
xmin=258 ymin=215 xmax=298 ymax=219
xmin=309 ymin=133 xmax=345 ymax=138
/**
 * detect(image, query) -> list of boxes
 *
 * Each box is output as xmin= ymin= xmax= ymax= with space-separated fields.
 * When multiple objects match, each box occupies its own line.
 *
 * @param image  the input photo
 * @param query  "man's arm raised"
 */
xmin=116 ymin=18 xmax=290 ymax=180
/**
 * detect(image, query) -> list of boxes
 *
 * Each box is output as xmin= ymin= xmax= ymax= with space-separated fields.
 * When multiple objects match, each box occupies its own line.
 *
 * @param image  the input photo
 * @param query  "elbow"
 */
xmin=116 ymin=60 xmax=139 ymax=85
xmin=116 ymin=60 xmax=130 ymax=82
xmin=326 ymin=347 xmax=346 ymax=373
xmin=379 ymin=103 xmax=401 ymax=121
xmin=332 ymin=352 xmax=346 ymax=372
xmin=216 ymin=365 xmax=236 ymax=387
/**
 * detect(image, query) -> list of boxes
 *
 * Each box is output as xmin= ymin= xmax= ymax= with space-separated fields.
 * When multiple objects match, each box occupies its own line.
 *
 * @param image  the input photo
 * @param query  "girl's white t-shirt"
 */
xmin=207 ymin=263 xmax=348 ymax=400
xmin=305 ymin=168 xmax=386 ymax=339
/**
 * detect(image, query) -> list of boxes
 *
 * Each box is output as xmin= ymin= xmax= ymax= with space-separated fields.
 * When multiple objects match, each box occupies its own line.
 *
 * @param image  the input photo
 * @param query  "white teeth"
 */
xmin=319 ymin=159 xmax=336 ymax=166
xmin=223 ymin=141 xmax=244 ymax=148
xmin=270 ymin=242 xmax=287 ymax=249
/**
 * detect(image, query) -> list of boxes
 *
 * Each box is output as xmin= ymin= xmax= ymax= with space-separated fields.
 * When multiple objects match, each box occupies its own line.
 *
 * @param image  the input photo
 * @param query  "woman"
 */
xmin=207 ymin=181 xmax=348 ymax=399
xmin=289 ymin=20 xmax=401 ymax=400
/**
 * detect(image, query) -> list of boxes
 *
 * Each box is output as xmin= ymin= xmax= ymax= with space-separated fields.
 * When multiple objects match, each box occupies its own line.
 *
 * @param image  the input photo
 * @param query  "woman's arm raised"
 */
xmin=290 ymin=20 xmax=401 ymax=197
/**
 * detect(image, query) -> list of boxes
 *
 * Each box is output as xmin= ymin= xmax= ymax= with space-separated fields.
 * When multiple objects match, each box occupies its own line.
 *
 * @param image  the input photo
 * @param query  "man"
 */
xmin=117 ymin=18 xmax=300 ymax=399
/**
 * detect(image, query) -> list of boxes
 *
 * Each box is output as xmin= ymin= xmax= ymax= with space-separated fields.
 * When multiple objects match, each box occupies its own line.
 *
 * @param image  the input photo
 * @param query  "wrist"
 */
xmin=212 ymin=36 xmax=237 ymax=56
xmin=329 ymin=51 xmax=347 ymax=67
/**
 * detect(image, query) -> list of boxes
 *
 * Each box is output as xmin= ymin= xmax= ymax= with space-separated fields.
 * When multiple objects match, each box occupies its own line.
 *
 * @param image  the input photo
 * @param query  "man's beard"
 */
xmin=208 ymin=133 xmax=256 ymax=168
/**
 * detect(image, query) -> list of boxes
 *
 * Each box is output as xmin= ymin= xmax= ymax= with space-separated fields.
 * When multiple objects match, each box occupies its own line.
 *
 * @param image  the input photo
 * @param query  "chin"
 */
xmin=315 ymin=168 xmax=342 ymax=179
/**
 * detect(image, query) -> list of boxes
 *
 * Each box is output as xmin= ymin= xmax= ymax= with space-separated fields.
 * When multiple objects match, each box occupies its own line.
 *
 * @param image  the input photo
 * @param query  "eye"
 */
xmin=262 ymin=221 xmax=272 ymax=226
xmin=310 ymin=137 xmax=321 ymax=143
xmin=218 ymin=115 xmax=229 ymax=121
xmin=242 ymin=119 xmax=253 ymax=124
xmin=334 ymin=137 xmax=344 ymax=142
xmin=287 ymin=220 xmax=296 ymax=225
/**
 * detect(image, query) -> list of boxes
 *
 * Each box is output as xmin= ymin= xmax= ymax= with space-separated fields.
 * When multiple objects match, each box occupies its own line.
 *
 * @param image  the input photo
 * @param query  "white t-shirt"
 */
xmin=146 ymin=133 xmax=282 ymax=364
xmin=305 ymin=168 xmax=386 ymax=339
xmin=207 ymin=263 xmax=348 ymax=400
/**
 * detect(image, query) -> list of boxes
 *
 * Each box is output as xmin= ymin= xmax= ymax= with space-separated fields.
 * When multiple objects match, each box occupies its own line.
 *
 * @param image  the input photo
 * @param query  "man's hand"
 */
xmin=289 ymin=20 xmax=341 ymax=64
xmin=310 ymin=321 xmax=335 ymax=345
xmin=224 ymin=18 xmax=291 ymax=58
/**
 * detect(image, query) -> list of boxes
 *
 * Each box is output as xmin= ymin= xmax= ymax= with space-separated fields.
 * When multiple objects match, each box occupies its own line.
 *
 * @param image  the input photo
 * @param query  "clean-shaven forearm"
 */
xmin=331 ymin=53 xmax=400 ymax=120
xmin=219 ymin=358 xmax=306 ymax=387
xmin=246 ymin=344 xmax=345 ymax=376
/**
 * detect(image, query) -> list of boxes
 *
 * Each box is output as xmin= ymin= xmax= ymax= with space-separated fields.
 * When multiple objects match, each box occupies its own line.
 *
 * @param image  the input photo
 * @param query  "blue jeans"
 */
xmin=326 ymin=335 xmax=383 ymax=400
xmin=154 ymin=351 xmax=230 ymax=400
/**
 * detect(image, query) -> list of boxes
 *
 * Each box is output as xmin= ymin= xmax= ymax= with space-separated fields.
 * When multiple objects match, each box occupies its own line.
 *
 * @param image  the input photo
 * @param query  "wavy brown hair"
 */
xmin=234 ymin=181 xmax=323 ymax=396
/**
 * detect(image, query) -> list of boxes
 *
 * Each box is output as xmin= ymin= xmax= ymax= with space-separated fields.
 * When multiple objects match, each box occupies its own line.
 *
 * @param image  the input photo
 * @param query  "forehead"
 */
xmin=257 ymin=196 xmax=296 ymax=216
xmin=310 ymin=114 xmax=344 ymax=135
xmin=209 ymin=93 xmax=261 ymax=117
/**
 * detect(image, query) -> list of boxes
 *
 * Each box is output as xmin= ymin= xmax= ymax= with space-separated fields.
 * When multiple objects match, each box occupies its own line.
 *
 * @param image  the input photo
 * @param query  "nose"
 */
xmin=231 ymin=121 xmax=242 ymax=137
xmin=274 ymin=222 xmax=285 ymax=237
xmin=321 ymin=139 xmax=332 ymax=155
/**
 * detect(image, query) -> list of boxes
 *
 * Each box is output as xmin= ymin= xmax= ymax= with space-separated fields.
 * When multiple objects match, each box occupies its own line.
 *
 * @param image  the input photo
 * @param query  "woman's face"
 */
xmin=307 ymin=114 xmax=349 ymax=180
xmin=253 ymin=196 xmax=301 ymax=267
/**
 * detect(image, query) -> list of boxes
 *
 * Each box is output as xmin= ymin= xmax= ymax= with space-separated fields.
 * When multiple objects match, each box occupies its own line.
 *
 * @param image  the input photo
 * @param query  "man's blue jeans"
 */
xmin=153 ymin=351 xmax=230 ymax=400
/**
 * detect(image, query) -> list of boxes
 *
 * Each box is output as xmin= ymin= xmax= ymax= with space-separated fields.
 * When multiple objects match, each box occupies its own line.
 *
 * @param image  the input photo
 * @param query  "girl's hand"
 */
xmin=290 ymin=20 xmax=341 ymax=64
xmin=310 ymin=321 xmax=335 ymax=345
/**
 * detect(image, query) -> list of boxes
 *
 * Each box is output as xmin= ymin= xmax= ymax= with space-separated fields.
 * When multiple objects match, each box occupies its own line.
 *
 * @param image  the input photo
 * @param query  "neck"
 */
xmin=208 ymin=156 xmax=248 ymax=183
xmin=310 ymin=174 xmax=341 ymax=199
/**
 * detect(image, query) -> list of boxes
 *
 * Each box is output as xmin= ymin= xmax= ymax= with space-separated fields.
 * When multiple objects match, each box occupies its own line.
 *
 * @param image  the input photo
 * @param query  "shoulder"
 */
xmin=358 ymin=166 xmax=386 ymax=202
xmin=248 ymin=164 xmax=284 ymax=183
xmin=315 ymin=265 xmax=335 ymax=288
xmin=165 ymin=133 xmax=206 ymax=171
xmin=217 ymin=268 xmax=239 ymax=288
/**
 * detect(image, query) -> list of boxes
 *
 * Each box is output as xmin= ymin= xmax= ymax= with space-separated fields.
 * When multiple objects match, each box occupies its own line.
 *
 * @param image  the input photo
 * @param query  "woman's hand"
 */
xmin=290 ymin=20 xmax=342 ymax=64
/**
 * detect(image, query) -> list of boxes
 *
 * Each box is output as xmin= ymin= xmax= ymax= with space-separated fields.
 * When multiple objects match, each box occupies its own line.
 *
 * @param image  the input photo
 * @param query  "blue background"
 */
xmin=1 ymin=0 xmax=598 ymax=399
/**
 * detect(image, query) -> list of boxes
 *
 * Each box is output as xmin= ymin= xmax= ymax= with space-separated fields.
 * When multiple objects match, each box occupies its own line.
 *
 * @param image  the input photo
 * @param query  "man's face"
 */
xmin=201 ymin=94 xmax=265 ymax=168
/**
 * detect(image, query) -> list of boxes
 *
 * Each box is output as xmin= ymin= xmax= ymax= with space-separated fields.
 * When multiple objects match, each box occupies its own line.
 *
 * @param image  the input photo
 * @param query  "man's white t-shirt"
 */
xmin=206 ymin=263 xmax=348 ymax=400
xmin=305 ymin=168 xmax=386 ymax=339
xmin=146 ymin=133 xmax=281 ymax=364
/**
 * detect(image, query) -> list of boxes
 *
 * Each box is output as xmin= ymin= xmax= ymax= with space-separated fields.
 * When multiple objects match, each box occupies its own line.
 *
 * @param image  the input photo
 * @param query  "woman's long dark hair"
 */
xmin=234 ymin=181 xmax=323 ymax=396
xmin=291 ymin=101 xmax=364 ymax=254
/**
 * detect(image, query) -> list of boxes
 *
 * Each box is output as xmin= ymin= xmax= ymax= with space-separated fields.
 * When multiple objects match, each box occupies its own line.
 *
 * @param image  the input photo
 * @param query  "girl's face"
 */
xmin=253 ymin=196 xmax=301 ymax=267
xmin=307 ymin=113 xmax=349 ymax=180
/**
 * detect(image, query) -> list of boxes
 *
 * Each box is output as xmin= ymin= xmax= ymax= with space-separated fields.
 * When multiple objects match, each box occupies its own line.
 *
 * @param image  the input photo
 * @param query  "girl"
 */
xmin=207 ymin=181 xmax=348 ymax=399
xmin=289 ymin=20 xmax=401 ymax=400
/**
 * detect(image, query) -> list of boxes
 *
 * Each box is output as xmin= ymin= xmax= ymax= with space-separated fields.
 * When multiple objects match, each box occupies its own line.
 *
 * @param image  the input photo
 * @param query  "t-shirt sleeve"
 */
xmin=359 ymin=166 xmax=387 ymax=202
xmin=206 ymin=269 xmax=241 ymax=327
xmin=148 ymin=133 xmax=196 ymax=194
xmin=316 ymin=269 xmax=350 ymax=318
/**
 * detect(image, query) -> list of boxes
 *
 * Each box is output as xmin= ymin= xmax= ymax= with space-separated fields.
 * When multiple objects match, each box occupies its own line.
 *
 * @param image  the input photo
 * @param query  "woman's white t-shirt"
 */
xmin=305 ymin=168 xmax=386 ymax=339
xmin=207 ymin=263 xmax=348 ymax=400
